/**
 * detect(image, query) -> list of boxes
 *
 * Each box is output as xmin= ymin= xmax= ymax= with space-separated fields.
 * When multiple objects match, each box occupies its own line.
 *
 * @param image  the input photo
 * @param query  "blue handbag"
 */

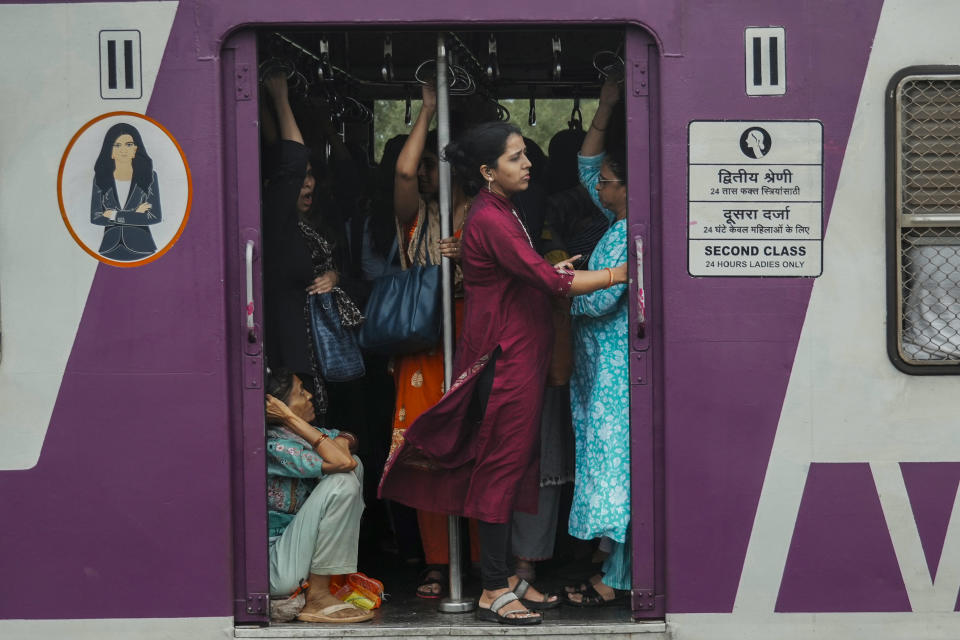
xmin=358 ymin=229 xmax=442 ymax=355
xmin=309 ymin=292 xmax=366 ymax=382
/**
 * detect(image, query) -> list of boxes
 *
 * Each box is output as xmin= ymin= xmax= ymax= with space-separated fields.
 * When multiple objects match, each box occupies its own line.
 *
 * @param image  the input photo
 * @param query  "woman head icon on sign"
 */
xmin=739 ymin=126 xmax=772 ymax=159
xmin=90 ymin=122 xmax=162 ymax=261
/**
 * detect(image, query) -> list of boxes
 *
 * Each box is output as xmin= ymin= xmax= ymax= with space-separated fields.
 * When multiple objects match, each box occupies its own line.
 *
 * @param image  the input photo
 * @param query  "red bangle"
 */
xmin=605 ymin=267 xmax=613 ymax=288
xmin=311 ymin=433 xmax=329 ymax=450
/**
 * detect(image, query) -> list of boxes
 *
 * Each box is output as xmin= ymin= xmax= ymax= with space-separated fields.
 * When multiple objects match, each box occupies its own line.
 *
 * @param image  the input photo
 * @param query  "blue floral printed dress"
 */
xmin=568 ymin=153 xmax=631 ymax=590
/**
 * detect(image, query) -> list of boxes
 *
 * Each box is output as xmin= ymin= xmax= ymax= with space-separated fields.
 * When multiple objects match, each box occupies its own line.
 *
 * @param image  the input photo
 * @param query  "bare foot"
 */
xmin=478 ymin=586 xmax=540 ymax=621
xmin=417 ymin=567 xmax=445 ymax=598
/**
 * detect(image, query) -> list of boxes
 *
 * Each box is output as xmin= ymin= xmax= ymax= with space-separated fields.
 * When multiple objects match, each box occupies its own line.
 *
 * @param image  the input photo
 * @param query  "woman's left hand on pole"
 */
xmin=438 ymin=235 xmax=461 ymax=262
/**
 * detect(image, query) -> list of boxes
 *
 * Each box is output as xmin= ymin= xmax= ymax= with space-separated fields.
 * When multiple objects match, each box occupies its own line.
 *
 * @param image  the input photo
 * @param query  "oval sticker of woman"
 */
xmin=58 ymin=111 xmax=191 ymax=267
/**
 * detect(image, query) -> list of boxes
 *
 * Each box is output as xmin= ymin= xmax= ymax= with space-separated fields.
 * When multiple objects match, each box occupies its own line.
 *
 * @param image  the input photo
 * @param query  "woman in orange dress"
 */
xmin=390 ymin=84 xmax=479 ymax=597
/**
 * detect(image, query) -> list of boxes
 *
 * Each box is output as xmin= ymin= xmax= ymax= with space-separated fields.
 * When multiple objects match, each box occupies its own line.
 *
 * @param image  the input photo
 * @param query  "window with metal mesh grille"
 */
xmin=896 ymin=77 xmax=960 ymax=366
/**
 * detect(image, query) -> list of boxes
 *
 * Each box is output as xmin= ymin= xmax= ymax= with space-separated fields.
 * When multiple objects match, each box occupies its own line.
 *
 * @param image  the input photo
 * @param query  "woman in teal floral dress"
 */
xmin=565 ymin=79 xmax=632 ymax=607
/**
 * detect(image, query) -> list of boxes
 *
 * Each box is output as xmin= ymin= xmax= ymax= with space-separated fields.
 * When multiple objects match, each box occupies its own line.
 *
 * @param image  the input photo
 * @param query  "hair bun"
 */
xmin=442 ymin=122 xmax=522 ymax=196
xmin=441 ymin=141 xmax=466 ymax=163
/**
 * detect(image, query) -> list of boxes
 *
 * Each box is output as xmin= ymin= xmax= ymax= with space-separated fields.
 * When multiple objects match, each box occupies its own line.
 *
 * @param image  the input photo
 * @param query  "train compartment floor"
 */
xmin=236 ymin=559 xmax=665 ymax=639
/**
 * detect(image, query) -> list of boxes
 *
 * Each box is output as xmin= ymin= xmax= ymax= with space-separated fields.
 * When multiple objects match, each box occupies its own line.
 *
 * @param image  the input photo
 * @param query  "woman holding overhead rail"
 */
xmin=563 ymin=77 xmax=632 ymax=608
xmin=390 ymin=83 xmax=480 ymax=599
xmin=379 ymin=120 xmax=628 ymax=626
xmin=260 ymin=71 xmax=363 ymax=422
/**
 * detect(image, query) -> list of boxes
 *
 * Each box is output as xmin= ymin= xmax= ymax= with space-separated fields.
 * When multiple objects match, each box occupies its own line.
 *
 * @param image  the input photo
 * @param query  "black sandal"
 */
xmin=416 ymin=565 xmax=446 ymax=600
xmin=563 ymin=583 xmax=628 ymax=608
xmin=562 ymin=577 xmax=594 ymax=595
xmin=512 ymin=578 xmax=561 ymax=610
xmin=475 ymin=592 xmax=542 ymax=625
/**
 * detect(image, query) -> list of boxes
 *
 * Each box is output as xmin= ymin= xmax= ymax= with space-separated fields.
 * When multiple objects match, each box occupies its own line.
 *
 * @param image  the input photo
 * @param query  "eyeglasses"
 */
xmin=596 ymin=178 xmax=623 ymax=187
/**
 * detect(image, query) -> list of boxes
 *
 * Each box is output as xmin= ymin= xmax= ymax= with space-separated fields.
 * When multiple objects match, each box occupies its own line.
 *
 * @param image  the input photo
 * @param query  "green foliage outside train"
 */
xmin=373 ymin=98 xmax=599 ymax=162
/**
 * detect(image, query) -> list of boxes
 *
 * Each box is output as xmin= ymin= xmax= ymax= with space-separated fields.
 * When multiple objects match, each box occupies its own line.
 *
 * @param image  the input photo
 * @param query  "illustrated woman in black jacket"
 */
xmin=90 ymin=123 xmax=162 ymax=261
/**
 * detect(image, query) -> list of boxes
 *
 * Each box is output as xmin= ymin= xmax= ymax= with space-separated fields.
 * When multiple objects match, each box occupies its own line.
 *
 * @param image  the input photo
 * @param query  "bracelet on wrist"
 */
xmin=605 ymin=267 xmax=614 ymax=288
xmin=311 ymin=433 xmax=329 ymax=450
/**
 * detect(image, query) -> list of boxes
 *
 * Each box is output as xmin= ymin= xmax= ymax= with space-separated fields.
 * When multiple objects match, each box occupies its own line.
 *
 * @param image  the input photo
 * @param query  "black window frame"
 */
xmin=886 ymin=65 xmax=960 ymax=375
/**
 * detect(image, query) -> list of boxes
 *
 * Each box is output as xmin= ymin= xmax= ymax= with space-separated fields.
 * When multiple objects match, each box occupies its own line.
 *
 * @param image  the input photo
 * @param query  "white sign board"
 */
xmin=745 ymin=27 xmax=786 ymax=96
xmin=688 ymin=120 xmax=823 ymax=277
xmin=100 ymin=30 xmax=142 ymax=100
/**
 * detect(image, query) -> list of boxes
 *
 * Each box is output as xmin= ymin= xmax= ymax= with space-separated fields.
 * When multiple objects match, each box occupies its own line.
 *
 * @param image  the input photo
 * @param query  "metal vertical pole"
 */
xmin=435 ymin=33 xmax=473 ymax=614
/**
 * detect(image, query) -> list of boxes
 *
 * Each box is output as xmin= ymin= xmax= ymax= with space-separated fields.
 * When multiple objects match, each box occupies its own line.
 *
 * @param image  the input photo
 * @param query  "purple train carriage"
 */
xmin=2 ymin=0 xmax=960 ymax=638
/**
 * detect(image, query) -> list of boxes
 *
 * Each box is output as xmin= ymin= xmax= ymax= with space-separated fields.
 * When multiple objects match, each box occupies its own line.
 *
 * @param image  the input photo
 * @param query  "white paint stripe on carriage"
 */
xmin=0 ymin=616 xmax=232 ymax=640
xmin=0 ymin=2 xmax=177 ymax=470
xmin=871 ymin=462 xmax=936 ymax=611
xmin=668 ymin=612 xmax=960 ymax=640
xmin=872 ymin=462 xmax=960 ymax=612
xmin=728 ymin=0 xmax=960 ymax=628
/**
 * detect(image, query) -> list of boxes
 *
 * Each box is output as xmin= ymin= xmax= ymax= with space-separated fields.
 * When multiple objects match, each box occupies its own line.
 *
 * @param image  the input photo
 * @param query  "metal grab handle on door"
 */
xmin=635 ymin=235 xmax=646 ymax=339
xmin=245 ymin=240 xmax=256 ymax=343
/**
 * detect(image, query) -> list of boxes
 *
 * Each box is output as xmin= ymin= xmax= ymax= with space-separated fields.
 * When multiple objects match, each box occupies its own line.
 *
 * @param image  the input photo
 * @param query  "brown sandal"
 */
xmin=297 ymin=602 xmax=374 ymax=623
xmin=416 ymin=565 xmax=446 ymax=599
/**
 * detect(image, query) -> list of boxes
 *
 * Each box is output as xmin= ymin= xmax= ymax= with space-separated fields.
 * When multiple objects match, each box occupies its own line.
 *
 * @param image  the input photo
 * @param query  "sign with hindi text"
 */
xmin=687 ymin=120 xmax=823 ymax=277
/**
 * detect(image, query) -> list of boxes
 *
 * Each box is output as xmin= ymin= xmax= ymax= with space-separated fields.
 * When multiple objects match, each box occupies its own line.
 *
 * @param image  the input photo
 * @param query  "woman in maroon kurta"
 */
xmin=380 ymin=122 xmax=626 ymax=625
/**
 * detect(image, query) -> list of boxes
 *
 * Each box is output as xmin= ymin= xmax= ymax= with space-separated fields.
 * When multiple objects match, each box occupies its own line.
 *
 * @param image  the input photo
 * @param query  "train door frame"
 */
xmin=223 ymin=30 xmax=271 ymax=624
xmin=624 ymin=27 xmax=665 ymax=619
xmin=221 ymin=23 xmax=664 ymax=626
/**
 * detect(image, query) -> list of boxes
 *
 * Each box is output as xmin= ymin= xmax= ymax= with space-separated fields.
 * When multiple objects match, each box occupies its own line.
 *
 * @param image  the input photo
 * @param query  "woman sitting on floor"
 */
xmin=264 ymin=367 xmax=372 ymax=624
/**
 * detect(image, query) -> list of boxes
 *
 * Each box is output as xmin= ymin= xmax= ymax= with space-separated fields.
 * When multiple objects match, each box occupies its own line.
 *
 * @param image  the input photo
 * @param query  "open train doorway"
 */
xmin=222 ymin=23 xmax=663 ymax=633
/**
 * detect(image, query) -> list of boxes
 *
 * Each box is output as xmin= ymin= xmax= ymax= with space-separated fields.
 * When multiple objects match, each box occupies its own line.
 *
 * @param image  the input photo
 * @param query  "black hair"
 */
xmin=300 ymin=147 xmax=351 ymax=262
xmin=546 ymin=127 xmax=587 ymax=194
xmin=369 ymin=134 xmax=409 ymax=257
xmin=424 ymin=130 xmax=439 ymax=156
xmin=604 ymin=143 xmax=627 ymax=182
xmin=93 ymin=122 xmax=154 ymax=193
xmin=442 ymin=121 xmax=522 ymax=196
xmin=265 ymin=367 xmax=295 ymax=404
xmin=424 ymin=129 xmax=470 ymax=192
xmin=523 ymin=137 xmax=547 ymax=185
xmin=307 ymin=149 xmax=326 ymax=184
xmin=603 ymin=102 xmax=627 ymax=182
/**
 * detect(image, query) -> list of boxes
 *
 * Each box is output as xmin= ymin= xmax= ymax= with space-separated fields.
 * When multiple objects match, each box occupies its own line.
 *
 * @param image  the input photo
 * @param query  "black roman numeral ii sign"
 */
xmin=100 ymin=30 xmax=142 ymax=99
xmin=745 ymin=27 xmax=786 ymax=96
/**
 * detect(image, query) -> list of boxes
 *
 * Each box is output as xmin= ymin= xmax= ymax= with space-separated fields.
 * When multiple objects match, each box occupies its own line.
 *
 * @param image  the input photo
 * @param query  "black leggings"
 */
xmin=469 ymin=348 xmax=516 ymax=591
xmin=478 ymin=520 xmax=517 ymax=590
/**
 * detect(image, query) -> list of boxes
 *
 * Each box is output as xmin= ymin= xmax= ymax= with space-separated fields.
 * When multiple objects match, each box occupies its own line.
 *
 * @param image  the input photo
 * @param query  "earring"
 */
xmin=486 ymin=178 xmax=492 ymax=193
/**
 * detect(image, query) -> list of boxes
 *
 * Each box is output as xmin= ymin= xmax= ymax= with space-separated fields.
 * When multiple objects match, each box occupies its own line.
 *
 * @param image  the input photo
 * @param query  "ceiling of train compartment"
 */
xmin=258 ymin=28 xmax=625 ymax=101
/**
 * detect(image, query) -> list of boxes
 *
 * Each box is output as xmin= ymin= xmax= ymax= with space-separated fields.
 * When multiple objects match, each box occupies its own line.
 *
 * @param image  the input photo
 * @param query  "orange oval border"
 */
xmin=57 ymin=111 xmax=193 ymax=268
